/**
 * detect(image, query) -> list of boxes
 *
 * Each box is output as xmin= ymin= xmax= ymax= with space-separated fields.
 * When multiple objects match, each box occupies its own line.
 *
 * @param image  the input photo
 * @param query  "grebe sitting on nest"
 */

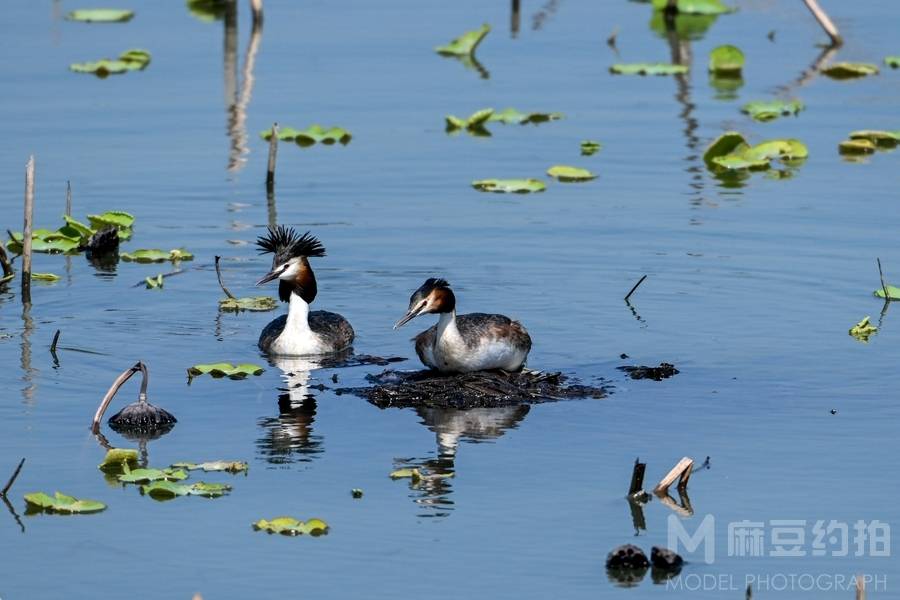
xmin=394 ymin=278 xmax=531 ymax=373
xmin=256 ymin=226 xmax=354 ymax=356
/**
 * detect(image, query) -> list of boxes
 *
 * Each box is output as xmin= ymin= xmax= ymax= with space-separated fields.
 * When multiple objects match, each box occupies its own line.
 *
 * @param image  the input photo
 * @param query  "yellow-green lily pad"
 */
xmin=849 ymin=316 xmax=877 ymax=342
xmin=886 ymin=56 xmax=900 ymax=69
xmin=822 ymin=62 xmax=879 ymax=80
xmin=709 ymin=45 xmax=744 ymax=75
xmin=66 ymin=9 xmax=134 ymax=22
xmin=253 ymin=516 xmax=329 ymax=536
xmin=650 ymin=0 xmax=732 ymax=15
xmin=24 ymin=491 xmax=106 ymax=514
xmin=218 ymin=296 xmax=277 ymax=312
xmin=71 ymin=50 xmax=150 ymax=76
xmin=703 ymin=131 xmax=748 ymax=165
xmin=874 ymin=285 xmax=900 ymax=300
xmin=98 ymin=448 xmax=139 ymax=473
xmin=839 ymin=139 xmax=876 ymax=155
xmin=141 ymin=481 xmax=231 ymax=499
xmin=445 ymin=108 xmax=494 ymax=132
xmin=118 ymin=465 xmax=188 ymax=484
xmin=121 ymin=248 xmax=193 ymax=263
xmin=435 ymin=24 xmax=490 ymax=56
xmin=742 ymin=139 xmax=808 ymax=161
xmin=741 ymin=99 xmax=803 ymax=122
xmin=472 ymin=179 xmax=546 ymax=193
xmin=187 ymin=363 xmax=264 ymax=380
xmin=547 ymin=165 xmax=597 ymax=182
xmin=260 ymin=125 xmax=352 ymax=146
xmin=171 ymin=461 xmax=248 ymax=473
xmin=389 ymin=468 xmax=421 ymax=481
xmin=848 ymin=130 xmax=900 ymax=148
xmin=87 ymin=211 xmax=135 ymax=230
xmin=488 ymin=108 xmax=563 ymax=125
xmin=31 ymin=273 xmax=60 ymax=283
xmin=610 ymin=63 xmax=688 ymax=76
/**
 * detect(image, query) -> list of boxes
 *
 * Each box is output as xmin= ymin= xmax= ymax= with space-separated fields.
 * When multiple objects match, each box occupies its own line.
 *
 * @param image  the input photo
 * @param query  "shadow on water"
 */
xmin=223 ymin=0 xmax=263 ymax=174
xmin=395 ymin=405 xmax=531 ymax=518
xmin=257 ymin=356 xmax=325 ymax=465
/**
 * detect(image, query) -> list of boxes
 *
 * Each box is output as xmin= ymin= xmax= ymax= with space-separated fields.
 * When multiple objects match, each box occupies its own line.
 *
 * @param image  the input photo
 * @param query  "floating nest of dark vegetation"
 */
xmin=338 ymin=369 xmax=608 ymax=410
xmin=617 ymin=362 xmax=679 ymax=381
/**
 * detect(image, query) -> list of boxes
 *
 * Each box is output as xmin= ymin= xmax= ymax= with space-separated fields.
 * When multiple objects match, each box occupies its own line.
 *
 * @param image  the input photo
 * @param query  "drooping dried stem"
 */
xmin=802 ymin=0 xmax=842 ymax=47
xmin=215 ymin=256 xmax=236 ymax=299
xmin=50 ymin=329 xmax=61 ymax=354
xmin=91 ymin=362 xmax=145 ymax=432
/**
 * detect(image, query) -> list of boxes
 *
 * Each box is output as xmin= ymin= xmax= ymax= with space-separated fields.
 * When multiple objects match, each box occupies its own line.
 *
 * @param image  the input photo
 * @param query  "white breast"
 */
xmin=270 ymin=295 xmax=328 ymax=356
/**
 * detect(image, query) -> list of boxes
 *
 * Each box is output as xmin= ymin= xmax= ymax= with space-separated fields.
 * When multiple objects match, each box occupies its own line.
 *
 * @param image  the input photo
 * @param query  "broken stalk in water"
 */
xmin=0 ymin=457 xmax=25 ymax=498
xmin=214 ymin=255 xmax=237 ymax=299
xmin=624 ymin=274 xmax=647 ymax=302
xmin=22 ymin=156 xmax=35 ymax=304
xmin=654 ymin=456 xmax=693 ymax=496
xmin=266 ymin=122 xmax=278 ymax=193
xmin=802 ymin=0 xmax=842 ymax=47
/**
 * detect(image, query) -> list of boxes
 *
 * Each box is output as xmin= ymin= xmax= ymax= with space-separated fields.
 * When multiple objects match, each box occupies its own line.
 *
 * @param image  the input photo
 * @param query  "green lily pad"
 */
xmin=187 ymin=363 xmax=264 ymax=380
xmin=87 ymin=211 xmax=135 ymax=230
xmin=580 ymin=140 xmax=602 ymax=156
xmin=260 ymin=125 xmax=352 ymax=146
xmin=118 ymin=465 xmax=187 ymax=484
xmin=6 ymin=231 xmax=80 ymax=254
xmin=445 ymin=108 xmax=494 ymax=133
xmin=24 ymin=491 xmax=106 ymax=514
xmin=742 ymin=139 xmax=808 ymax=161
xmin=472 ymin=179 xmax=547 ymax=194
xmin=651 ymin=0 xmax=732 ymax=15
xmin=711 ymin=154 xmax=770 ymax=171
xmin=488 ymin=108 xmax=563 ymax=125
xmin=253 ymin=516 xmax=329 ymax=536
xmin=31 ymin=273 xmax=60 ymax=282
xmin=62 ymin=216 xmax=95 ymax=240
xmin=71 ymin=50 xmax=150 ymax=76
xmin=171 ymin=461 xmax=248 ymax=473
xmin=848 ymin=130 xmax=900 ymax=148
xmin=874 ymin=285 xmax=900 ymax=300
xmin=121 ymin=248 xmax=193 ymax=263
xmin=610 ymin=63 xmax=688 ymax=76
xmin=839 ymin=139 xmax=876 ymax=155
xmin=435 ymin=23 xmax=490 ymax=56
xmin=822 ymin=62 xmax=879 ymax=80
xmin=709 ymin=45 xmax=744 ymax=75
xmin=66 ymin=9 xmax=135 ymax=22
xmin=389 ymin=468 xmax=421 ymax=481
xmin=741 ymin=99 xmax=804 ymax=122
xmin=703 ymin=131 xmax=747 ymax=165
xmin=849 ymin=316 xmax=877 ymax=342
xmin=141 ymin=480 xmax=231 ymax=499
xmin=547 ymin=165 xmax=597 ymax=182
xmin=98 ymin=448 xmax=139 ymax=473
xmin=218 ymin=296 xmax=278 ymax=312
xmin=648 ymin=12 xmax=718 ymax=42
xmin=145 ymin=274 xmax=164 ymax=289
xmin=186 ymin=0 xmax=226 ymax=22
xmin=886 ymin=56 xmax=900 ymax=69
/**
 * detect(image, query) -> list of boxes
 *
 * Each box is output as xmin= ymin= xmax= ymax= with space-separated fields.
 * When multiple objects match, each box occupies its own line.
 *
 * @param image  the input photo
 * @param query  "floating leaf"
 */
xmin=260 ymin=125 xmax=352 ymax=146
xmin=472 ymin=179 xmax=546 ymax=193
xmin=742 ymin=139 xmax=808 ymax=161
xmin=435 ymin=24 xmax=490 ymax=56
xmin=708 ymin=45 xmax=744 ymax=75
xmin=98 ymin=448 xmax=139 ymax=473
xmin=6 ymin=231 xmax=80 ymax=254
xmin=822 ymin=63 xmax=879 ymax=80
xmin=31 ymin=273 xmax=60 ymax=282
xmin=71 ymin=50 xmax=150 ymax=76
xmin=711 ymin=154 xmax=770 ymax=171
xmin=650 ymin=0 xmax=732 ymax=15
xmin=648 ymin=12 xmax=718 ymax=42
xmin=610 ymin=63 xmax=688 ymax=76
xmin=118 ymin=467 xmax=187 ymax=484
xmin=849 ymin=316 xmax=877 ymax=342
xmin=445 ymin=108 xmax=494 ymax=133
xmin=848 ymin=130 xmax=900 ymax=148
xmin=703 ymin=131 xmax=748 ymax=166
xmin=741 ymin=99 xmax=803 ymax=122
xmin=581 ymin=140 xmax=602 ymax=156
xmin=547 ymin=165 xmax=597 ymax=182
xmin=187 ymin=363 xmax=264 ymax=380
xmin=121 ymin=248 xmax=193 ymax=263
xmin=62 ymin=216 xmax=95 ymax=240
xmin=886 ymin=56 xmax=900 ymax=69
xmin=874 ymin=285 xmax=900 ymax=300
xmin=145 ymin=274 xmax=164 ymax=289
xmin=87 ymin=211 xmax=135 ymax=230
xmin=488 ymin=108 xmax=563 ymax=125
xmin=141 ymin=480 xmax=231 ymax=499
xmin=66 ymin=9 xmax=135 ymax=22
xmin=171 ymin=461 xmax=248 ymax=473
xmin=186 ymin=0 xmax=226 ymax=22
xmin=389 ymin=468 xmax=421 ymax=481
xmin=839 ymin=139 xmax=876 ymax=155
xmin=218 ymin=296 xmax=277 ymax=312
xmin=253 ymin=516 xmax=330 ymax=536
xmin=24 ymin=491 xmax=106 ymax=514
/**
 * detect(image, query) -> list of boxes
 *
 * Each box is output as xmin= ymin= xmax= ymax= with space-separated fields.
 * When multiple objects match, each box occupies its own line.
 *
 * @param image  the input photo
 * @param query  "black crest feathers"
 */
xmin=423 ymin=277 xmax=450 ymax=290
xmin=256 ymin=226 xmax=326 ymax=260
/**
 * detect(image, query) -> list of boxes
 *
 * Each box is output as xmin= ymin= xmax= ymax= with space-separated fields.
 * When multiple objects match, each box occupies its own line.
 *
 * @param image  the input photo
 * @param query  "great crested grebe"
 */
xmin=394 ymin=278 xmax=532 ymax=373
xmin=256 ymin=226 xmax=354 ymax=356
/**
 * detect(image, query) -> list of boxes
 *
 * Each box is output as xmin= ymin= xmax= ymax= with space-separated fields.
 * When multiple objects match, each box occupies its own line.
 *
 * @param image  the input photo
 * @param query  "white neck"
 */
xmin=436 ymin=310 xmax=458 ymax=340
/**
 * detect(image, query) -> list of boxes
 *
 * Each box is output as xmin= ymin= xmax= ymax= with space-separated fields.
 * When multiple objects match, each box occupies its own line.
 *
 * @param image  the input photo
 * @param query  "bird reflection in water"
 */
xmin=256 ymin=356 xmax=330 ymax=466
xmin=394 ymin=405 xmax=530 ymax=518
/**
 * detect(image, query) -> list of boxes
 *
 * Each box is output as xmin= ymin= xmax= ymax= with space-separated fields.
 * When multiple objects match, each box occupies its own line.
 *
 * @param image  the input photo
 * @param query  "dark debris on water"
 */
xmin=337 ymin=369 xmax=608 ymax=410
xmin=617 ymin=362 xmax=679 ymax=381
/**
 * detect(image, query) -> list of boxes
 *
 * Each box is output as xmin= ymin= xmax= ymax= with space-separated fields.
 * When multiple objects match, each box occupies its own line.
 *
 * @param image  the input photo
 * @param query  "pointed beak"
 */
xmin=394 ymin=304 xmax=425 ymax=330
xmin=256 ymin=267 xmax=284 ymax=286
